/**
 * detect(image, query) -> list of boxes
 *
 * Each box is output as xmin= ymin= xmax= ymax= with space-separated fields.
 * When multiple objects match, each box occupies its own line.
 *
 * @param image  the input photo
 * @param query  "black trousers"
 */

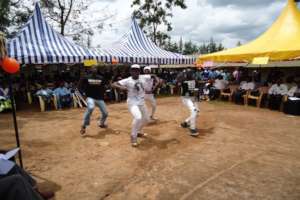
xmin=234 ymin=90 xmax=246 ymax=104
xmin=0 ymin=175 xmax=43 ymax=200
xmin=268 ymin=94 xmax=283 ymax=110
xmin=209 ymin=88 xmax=221 ymax=100
xmin=284 ymin=99 xmax=300 ymax=116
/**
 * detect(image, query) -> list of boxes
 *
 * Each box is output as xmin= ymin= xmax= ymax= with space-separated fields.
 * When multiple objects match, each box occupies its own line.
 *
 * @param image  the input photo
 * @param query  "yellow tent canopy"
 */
xmin=198 ymin=0 xmax=300 ymax=63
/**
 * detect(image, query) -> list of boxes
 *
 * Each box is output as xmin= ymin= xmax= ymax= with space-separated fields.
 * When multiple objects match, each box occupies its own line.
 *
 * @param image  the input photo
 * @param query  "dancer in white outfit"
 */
xmin=112 ymin=64 xmax=152 ymax=147
xmin=143 ymin=66 xmax=160 ymax=121
xmin=176 ymin=69 xmax=199 ymax=136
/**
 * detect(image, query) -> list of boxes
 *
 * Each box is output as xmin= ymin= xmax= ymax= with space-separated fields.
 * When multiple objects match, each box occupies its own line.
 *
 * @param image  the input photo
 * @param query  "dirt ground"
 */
xmin=0 ymin=97 xmax=300 ymax=200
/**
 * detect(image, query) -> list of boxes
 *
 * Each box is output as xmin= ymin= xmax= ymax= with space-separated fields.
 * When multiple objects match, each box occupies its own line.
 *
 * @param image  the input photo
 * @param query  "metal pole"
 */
xmin=8 ymin=75 xmax=23 ymax=168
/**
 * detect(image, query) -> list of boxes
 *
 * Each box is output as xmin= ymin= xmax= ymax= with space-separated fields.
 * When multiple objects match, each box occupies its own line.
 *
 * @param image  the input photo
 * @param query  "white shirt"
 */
xmin=287 ymin=86 xmax=298 ymax=97
xmin=240 ymin=81 xmax=255 ymax=90
xmin=185 ymin=80 xmax=196 ymax=91
xmin=240 ymin=81 xmax=247 ymax=90
xmin=143 ymin=75 xmax=154 ymax=93
xmin=246 ymin=82 xmax=255 ymax=90
xmin=233 ymin=70 xmax=238 ymax=78
xmin=268 ymin=84 xmax=288 ymax=95
xmin=213 ymin=79 xmax=228 ymax=90
xmin=279 ymin=84 xmax=288 ymax=95
xmin=118 ymin=75 xmax=151 ymax=105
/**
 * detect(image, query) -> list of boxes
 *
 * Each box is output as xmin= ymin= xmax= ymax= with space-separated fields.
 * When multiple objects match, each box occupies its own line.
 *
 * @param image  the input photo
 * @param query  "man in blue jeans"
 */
xmin=79 ymin=66 xmax=108 ymax=136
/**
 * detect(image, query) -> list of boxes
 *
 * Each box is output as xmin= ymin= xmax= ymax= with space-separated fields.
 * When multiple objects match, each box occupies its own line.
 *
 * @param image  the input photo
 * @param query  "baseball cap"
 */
xmin=143 ymin=66 xmax=151 ymax=72
xmin=131 ymin=64 xmax=140 ymax=69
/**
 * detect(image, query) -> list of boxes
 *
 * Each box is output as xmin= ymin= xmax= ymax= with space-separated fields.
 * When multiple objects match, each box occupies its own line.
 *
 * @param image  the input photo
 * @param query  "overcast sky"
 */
xmin=87 ymin=0 xmax=288 ymax=48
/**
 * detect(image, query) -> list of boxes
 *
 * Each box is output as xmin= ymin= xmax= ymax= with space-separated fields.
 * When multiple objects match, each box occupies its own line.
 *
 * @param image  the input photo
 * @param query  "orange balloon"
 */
xmin=112 ymin=58 xmax=118 ymax=65
xmin=1 ymin=57 xmax=20 ymax=74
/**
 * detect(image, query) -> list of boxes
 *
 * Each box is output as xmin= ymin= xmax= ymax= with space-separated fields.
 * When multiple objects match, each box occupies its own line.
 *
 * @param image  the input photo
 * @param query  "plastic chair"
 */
xmin=38 ymin=95 xmax=57 ymax=112
xmin=220 ymin=85 xmax=239 ymax=102
xmin=245 ymin=87 xmax=269 ymax=108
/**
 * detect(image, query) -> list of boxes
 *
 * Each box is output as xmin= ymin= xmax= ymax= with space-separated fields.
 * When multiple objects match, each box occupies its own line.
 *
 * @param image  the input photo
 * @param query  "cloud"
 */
xmin=89 ymin=0 xmax=288 ymax=48
xmin=170 ymin=0 xmax=286 ymax=47
xmin=203 ymin=0 xmax=277 ymax=7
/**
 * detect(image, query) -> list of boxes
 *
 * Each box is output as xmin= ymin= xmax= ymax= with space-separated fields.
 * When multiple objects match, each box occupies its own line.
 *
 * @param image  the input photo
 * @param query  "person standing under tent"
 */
xmin=177 ymin=69 xmax=200 ymax=136
xmin=79 ymin=66 xmax=108 ymax=136
xmin=112 ymin=64 xmax=151 ymax=147
xmin=143 ymin=66 xmax=160 ymax=121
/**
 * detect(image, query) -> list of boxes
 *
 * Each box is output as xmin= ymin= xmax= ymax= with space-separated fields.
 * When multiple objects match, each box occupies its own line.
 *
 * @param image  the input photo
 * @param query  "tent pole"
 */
xmin=8 ymin=75 xmax=23 ymax=168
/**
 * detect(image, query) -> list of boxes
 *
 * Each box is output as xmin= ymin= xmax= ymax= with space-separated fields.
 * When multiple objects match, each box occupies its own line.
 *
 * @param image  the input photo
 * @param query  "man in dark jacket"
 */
xmin=78 ymin=66 xmax=109 ymax=136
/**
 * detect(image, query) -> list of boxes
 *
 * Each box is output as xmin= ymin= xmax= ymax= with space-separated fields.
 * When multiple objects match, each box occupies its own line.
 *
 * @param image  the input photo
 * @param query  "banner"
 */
xmin=252 ymin=57 xmax=269 ymax=65
xmin=83 ymin=59 xmax=97 ymax=67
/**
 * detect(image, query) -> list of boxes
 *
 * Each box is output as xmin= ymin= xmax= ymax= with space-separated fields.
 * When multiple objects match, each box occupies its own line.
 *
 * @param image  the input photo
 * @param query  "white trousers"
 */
xmin=182 ymin=97 xmax=199 ymax=130
xmin=129 ymin=104 xmax=149 ymax=139
xmin=144 ymin=94 xmax=157 ymax=118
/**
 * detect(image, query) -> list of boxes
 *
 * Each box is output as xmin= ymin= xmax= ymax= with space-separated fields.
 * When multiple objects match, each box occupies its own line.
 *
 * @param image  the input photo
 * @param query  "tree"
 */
xmin=40 ymin=0 xmax=114 ymax=47
xmin=0 ymin=0 xmax=33 ymax=37
xmin=131 ymin=0 xmax=187 ymax=46
xmin=217 ymin=43 xmax=225 ymax=51
xmin=236 ymin=41 xmax=242 ymax=46
xmin=199 ymin=43 xmax=209 ymax=54
xmin=0 ymin=0 xmax=11 ymax=34
xmin=183 ymin=40 xmax=198 ymax=55
xmin=40 ymin=0 xmax=82 ymax=36
xmin=198 ymin=40 xmax=224 ymax=54
xmin=156 ymin=31 xmax=170 ymax=48
xmin=207 ymin=38 xmax=217 ymax=53
xmin=165 ymin=38 xmax=180 ymax=53
xmin=178 ymin=37 xmax=183 ymax=54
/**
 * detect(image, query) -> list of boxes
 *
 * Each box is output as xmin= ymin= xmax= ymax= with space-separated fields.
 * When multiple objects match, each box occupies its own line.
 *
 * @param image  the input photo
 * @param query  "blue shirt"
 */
xmin=54 ymin=87 xmax=71 ymax=96
xmin=36 ymin=88 xmax=53 ymax=96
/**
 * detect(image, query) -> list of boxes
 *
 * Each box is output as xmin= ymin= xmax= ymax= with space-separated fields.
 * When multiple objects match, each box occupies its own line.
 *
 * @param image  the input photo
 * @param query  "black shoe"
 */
xmin=189 ymin=129 xmax=199 ymax=137
xmin=37 ymin=190 xmax=55 ymax=200
xmin=181 ymin=122 xmax=190 ymax=128
xmin=80 ymin=127 xmax=86 ymax=137
xmin=137 ymin=132 xmax=148 ymax=137
xmin=98 ymin=122 xmax=108 ymax=128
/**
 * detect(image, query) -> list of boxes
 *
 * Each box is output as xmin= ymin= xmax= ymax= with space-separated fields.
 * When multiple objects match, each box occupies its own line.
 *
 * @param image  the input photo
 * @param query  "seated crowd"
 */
xmin=0 ymin=67 xmax=299 ymax=115
xmin=197 ymin=68 xmax=300 ymax=115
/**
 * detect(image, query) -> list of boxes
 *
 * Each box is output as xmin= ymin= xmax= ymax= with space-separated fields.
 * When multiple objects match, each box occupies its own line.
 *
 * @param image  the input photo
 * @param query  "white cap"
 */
xmin=131 ymin=64 xmax=140 ymax=69
xmin=144 ymin=66 xmax=151 ymax=72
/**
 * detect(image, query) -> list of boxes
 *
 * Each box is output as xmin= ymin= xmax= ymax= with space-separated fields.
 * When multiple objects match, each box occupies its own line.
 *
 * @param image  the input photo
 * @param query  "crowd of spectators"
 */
xmin=0 ymin=66 xmax=299 ymax=114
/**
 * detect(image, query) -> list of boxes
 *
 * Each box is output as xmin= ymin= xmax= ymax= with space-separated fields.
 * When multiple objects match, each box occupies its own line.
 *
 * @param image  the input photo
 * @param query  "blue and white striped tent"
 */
xmin=94 ymin=19 xmax=195 ymax=65
xmin=7 ymin=3 xmax=110 ymax=64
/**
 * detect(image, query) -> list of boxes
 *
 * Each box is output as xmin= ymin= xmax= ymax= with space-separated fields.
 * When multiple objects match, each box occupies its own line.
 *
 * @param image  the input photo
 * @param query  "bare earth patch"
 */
xmin=0 ymin=97 xmax=299 ymax=200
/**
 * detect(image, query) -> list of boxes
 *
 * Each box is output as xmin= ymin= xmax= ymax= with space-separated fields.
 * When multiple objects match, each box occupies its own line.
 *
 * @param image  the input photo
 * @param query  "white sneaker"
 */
xmin=131 ymin=136 xmax=138 ymax=147
xmin=189 ymin=129 xmax=199 ymax=137
xmin=150 ymin=116 xmax=158 ymax=121
xmin=131 ymin=142 xmax=138 ymax=147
